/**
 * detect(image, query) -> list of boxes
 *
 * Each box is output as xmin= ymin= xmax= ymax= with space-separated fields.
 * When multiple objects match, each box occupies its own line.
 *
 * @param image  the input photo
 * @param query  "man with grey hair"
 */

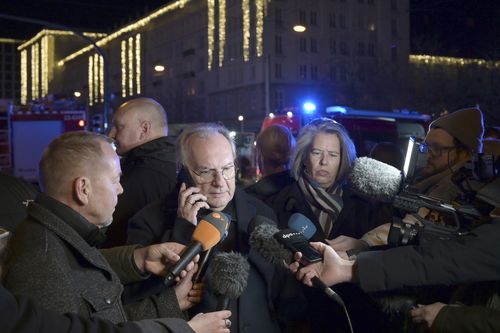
xmin=127 ymin=123 xmax=306 ymax=333
xmin=3 ymin=131 xmax=232 ymax=333
xmin=105 ymin=97 xmax=177 ymax=247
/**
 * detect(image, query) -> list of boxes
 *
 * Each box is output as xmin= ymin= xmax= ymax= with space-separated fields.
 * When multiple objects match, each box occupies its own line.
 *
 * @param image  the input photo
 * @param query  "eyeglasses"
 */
xmin=419 ymin=143 xmax=456 ymax=156
xmin=190 ymin=164 xmax=236 ymax=184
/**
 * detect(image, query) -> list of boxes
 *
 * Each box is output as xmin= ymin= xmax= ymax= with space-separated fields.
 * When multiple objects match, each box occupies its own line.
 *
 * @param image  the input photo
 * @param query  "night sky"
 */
xmin=1 ymin=0 xmax=500 ymax=59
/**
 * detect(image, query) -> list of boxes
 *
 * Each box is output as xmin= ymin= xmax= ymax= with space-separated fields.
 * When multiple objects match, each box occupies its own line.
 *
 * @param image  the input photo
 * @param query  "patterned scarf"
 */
xmin=297 ymin=172 xmax=344 ymax=236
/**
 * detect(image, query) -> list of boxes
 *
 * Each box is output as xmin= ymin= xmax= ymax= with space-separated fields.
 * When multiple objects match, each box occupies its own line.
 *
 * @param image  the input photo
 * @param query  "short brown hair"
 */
xmin=39 ymin=131 xmax=113 ymax=195
xmin=257 ymin=125 xmax=296 ymax=169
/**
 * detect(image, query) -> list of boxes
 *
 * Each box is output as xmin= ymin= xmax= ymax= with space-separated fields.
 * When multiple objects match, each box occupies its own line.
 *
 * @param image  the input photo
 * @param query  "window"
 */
xmin=358 ymin=42 xmax=365 ymax=56
xmin=299 ymin=65 xmax=307 ymax=79
xmin=329 ymin=39 xmax=337 ymax=54
xmin=310 ymin=11 xmax=318 ymax=26
xmin=275 ymin=7 xmax=283 ymax=26
xmin=391 ymin=19 xmax=398 ymax=36
xmin=339 ymin=65 xmax=347 ymax=81
xmin=368 ymin=43 xmax=375 ymax=56
xmin=391 ymin=46 xmax=398 ymax=62
xmin=299 ymin=10 xmax=307 ymax=24
xmin=340 ymin=41 xmax=349 ymax=55
xmin=311 ymin=65 xmax=318 ymax=80
xmin=340 ymin=14 xmax=346 ymax=28
xmin=329 ymin=13 xmax=336 ymax=28
xmin=274 ymin=90 xmax=284 ymax=110
xmin=275 ymin=63 xmax=282 ymax=79
xmin=358 ymin=68 xmax=365 ymax=82
xmin=310 ymin=38 xmax=318 ymax=53
xmin=329 ymin=66 xmax=337 ymax=81
xmin=275 ymin=35 xmax=283 ymax=54
xmin=300 ymin=37 xmax=307 ymax=52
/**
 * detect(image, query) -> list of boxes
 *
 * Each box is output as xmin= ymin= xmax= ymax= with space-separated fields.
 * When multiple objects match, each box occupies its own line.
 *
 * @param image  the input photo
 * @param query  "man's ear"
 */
xmin=139 ymin=121 xmax=151 ymax=140
xmin=74 ymin=176 xmax=91 ymax=205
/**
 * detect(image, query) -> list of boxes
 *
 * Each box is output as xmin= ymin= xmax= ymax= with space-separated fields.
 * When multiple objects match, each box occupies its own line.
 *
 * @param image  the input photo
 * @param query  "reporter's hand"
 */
xmin=188 ymin=311 xmax=232 ymax=333
xmin=326 ymin=235 xmax=368 ymax=252
xmin=178 ymin=183 xmax=210 ymax=225
xmin=410 ymin=302 xmax=446 ymax=329
xmin=175 ymin=265 xmax=202 ymax=310
xmin=133 ymin=242 xmax=196 ymax=277
xmin=288 ymin=242 xmax=355 ymax=287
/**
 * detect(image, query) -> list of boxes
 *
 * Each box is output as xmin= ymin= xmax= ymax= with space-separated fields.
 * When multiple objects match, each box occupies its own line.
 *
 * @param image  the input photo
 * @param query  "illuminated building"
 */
xmin=0 ymin=38 xmax=23 ymax=102
xmin=19 ymin=0 xmax=411 ymax=130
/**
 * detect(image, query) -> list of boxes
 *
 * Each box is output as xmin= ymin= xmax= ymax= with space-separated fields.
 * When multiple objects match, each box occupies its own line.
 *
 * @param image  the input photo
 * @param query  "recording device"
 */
xmin=248 ymin=216 xmax=342 ymax=302
xmin=210 ymin=251 xmax=250 ymax=311
xmin=164 ymin=211 xmax=229 ymax=286
xmin=274 ymin=229 xmax=323 ymax=264
xmin=348 ymin=136 xmax=497 ymax=248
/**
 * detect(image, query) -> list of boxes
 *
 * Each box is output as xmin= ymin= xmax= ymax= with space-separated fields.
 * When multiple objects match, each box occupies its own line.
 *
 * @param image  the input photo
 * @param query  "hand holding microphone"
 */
xmin=164 ymin=212 xmax=229 ymax=287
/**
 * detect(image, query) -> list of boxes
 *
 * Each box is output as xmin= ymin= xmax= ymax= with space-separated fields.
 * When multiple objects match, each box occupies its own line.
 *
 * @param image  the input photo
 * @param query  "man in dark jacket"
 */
xmin=3 ymin=131 xmax=231 ymax=331
xmin=128 ymin=123 xmax=306 ymax=333
xmin=104 ymin=97 xmax=177 ymax=247
xmin=1 ymin=281 xmax=226 ymax=333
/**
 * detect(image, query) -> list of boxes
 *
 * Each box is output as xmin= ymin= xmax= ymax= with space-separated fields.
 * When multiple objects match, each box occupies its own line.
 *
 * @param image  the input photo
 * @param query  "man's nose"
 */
xmin=319 ymin=153 xmax=328 ymax=165
xmin=108 ymin=127 xmax=116 ymax=139
xmin=211 ymin=170 xmax=225 ymax=186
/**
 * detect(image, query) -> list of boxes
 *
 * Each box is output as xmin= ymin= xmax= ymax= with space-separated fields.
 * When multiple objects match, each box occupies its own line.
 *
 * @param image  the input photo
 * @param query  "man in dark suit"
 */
xmin=128 ymin=123 xmax=306 ymax=333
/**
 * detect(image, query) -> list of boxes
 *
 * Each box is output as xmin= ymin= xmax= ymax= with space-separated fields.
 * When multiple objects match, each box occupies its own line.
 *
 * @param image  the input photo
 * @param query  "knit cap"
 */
xmin=430 ymin=107 xmax=484 ymax=153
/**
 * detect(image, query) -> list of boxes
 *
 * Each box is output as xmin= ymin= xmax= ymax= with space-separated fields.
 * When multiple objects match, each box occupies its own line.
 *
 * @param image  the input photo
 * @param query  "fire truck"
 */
xmin=0 ymin=103 xmax=86 ymax=182
xmin=262 ymin=105 xmax=432 ymax=156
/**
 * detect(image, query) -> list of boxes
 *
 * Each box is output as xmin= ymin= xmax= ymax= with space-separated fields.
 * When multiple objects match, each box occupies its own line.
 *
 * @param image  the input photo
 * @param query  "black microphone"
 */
xmin=210 ymin=251 xmax=250 ymax=311
xmin=348 ymin=157 xmax=403 ymax=203
xmin=248 ymin=218 xmax=344 ymax=305
xmin=164 ymin=212 xmax=229 ymax=286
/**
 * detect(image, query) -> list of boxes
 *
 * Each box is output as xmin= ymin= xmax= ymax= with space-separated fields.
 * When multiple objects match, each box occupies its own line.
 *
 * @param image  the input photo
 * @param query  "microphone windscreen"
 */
xmin=211 ymin=252 xmax=250 ymax=300
xmin=247 ymin=215 xmax=276 ymax=234
xmin=348 ymin=157 xmax=403 ymax=203
xmin=249 ymin=224 xmax=293 ymax=267
xmin=193 ymin=212 xmax=230 ymax=251
xmin=288 ymin=213 xmax=317 ymax=240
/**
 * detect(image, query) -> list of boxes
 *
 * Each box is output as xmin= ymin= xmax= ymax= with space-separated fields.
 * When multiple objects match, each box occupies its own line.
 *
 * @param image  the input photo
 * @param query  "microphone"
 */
xmin=348 ymin=157 xmax=403 ymax=203
xmin=288 ymin=213 xmax=323 ymax=242
xmin=248 ymin=218 xmax=343 ymax=304
xmin=164 ymin=212 xmax=229 ymax=286
xmin=210 ymin=251 xmax=250 ymax=311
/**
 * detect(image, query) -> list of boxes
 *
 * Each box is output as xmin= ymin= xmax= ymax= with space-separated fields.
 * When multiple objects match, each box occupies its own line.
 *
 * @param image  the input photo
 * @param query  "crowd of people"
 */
xmin=1 ymin=97 xmax=499 ymax=333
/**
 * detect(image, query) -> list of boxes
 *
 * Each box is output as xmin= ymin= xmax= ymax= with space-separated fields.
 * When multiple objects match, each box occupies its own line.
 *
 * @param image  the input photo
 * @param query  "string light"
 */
xmin=121 ymin=40 xmax=127 ymax=97
xmin=410 ymin=54 xmax=500 ymax=69
xmin=242 ymin=0 xmax=250 ymax=62
xmin=41 ymin=36 xmax=48 ymax=97
xmin=207 ymin=0 xmax=215 ymax=70
xmin=57 ymin=0 xmax=189 ymax=66
xmin=218 ymin=0 xmax=226 ymax=67
xmin=88 ymin=56 xmax=93 ymax=106
xmin=128 ymin=37 xmax=134 ymax=96
xmin=255 ymin=0 xmax=265 ymax=57
xmin=18 ymin=29 xmax=106 ymax=51
xmin=99 ymin=54 xmax=104 ymax=102
xmin=135 ymin=33 xmax=141 ymax=95
xmin=93 ymin=53 xmax=99 ymax=104
xmin=20 ymin=50 xmax=27 ymax=105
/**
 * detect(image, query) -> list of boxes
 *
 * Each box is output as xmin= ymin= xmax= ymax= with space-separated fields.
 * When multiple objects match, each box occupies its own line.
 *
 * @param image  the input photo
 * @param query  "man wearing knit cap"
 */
xmin=415 ymin=107 xmax=484 ymax=199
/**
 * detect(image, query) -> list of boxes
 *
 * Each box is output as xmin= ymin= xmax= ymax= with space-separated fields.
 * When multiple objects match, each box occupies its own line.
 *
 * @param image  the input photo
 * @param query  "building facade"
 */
xmin=19 ymin=0 xmax=410 ymax=132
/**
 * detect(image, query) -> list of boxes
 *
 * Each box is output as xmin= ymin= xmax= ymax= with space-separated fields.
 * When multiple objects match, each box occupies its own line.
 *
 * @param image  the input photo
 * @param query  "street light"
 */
xmin=238 ymin=115 xmax=245 ymax=132
xmin=293 ymin=25 xmax=306 ymax=32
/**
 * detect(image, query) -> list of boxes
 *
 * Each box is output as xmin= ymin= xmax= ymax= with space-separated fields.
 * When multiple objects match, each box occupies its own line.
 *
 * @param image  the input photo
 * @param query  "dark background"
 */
xmin=1 ymin=0 xmax=500 ymax=59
